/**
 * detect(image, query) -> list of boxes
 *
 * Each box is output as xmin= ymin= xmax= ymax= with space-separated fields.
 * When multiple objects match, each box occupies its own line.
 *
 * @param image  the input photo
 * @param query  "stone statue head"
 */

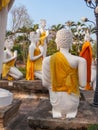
xmin=40 ymin=19 xmax=46 ymax=28
xmin=29 ymin=31 xmax=40 ymax=43
xmin=4 ymin=38 xmax=14 ymax=50
xmin=55 ymin=28 xmax=73 ymax=50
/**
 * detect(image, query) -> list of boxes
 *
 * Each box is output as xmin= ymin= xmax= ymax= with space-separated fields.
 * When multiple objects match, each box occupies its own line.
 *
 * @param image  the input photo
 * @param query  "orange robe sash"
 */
xmin=26 ymin=47 xmax=42 ymax=80
xmin=0 ymin=0 xmax=10 ymax=11
xmin=50 ymin=52 xmax=80 ymax=96
xmin=79 ymin=41 xmax=92 ymax=90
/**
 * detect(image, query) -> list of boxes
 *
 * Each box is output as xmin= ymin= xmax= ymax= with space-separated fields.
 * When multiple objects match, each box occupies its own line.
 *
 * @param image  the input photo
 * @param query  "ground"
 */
xmin=7 ymin=93 xmax=48 ymax=130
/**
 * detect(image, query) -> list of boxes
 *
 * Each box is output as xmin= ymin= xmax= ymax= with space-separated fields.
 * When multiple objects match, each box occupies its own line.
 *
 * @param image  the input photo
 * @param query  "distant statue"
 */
xmin=42 ymin=28 xmax=87 ymax=119
xmin=0 ymin=0 xmax=15 ymax=79
xmin=36 ymin=19 xmax=49 ymax=58
xmin=79 ymin=30 xmax=93 ymax=90
xmin=2 ymin=38 xmax=23 ymax=80
xmin=26 ymin=31 xmax=44 ymax=80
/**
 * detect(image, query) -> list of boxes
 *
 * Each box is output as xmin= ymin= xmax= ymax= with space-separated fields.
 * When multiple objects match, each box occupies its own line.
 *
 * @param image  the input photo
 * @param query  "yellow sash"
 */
xmin=26 ymin=47 xmax=42 ymax=80
xmin=50 ymin=52 xmax=80 ymax=96
xmin=0 ymin=0 xmax=10 ymax=11
xmin=2 ymin=59 xmax=15 ymax=79
xmin=38 ymin=31 xmax=46 ymax=46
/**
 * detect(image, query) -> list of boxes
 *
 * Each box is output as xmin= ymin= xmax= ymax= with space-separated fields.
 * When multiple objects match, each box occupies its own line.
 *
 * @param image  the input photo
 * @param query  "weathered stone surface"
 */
xmin=28 ymin=99 xmax=98 ymax=130
xmin=0 ymin=80 xmax=48 ymax=94
xmin=0 ymin=99 xmax=21 ymax=128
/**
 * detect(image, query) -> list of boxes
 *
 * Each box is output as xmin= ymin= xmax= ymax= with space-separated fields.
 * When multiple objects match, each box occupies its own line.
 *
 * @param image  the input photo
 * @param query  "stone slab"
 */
xmin=28 ymin=99 xmax=98 ymax=130
xmin=0 ymin=80 xmax=48 ymax=94
xmin=0 ymin=99 xmax=21 ymax=128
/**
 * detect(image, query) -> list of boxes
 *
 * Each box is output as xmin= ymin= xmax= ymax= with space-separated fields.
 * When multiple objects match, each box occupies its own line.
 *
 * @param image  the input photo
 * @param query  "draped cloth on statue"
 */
xmin=2 ymin=59 xmax=15 ymax=80
xmin=79 ymin=41 xmax=92 ymax=90
xmin=39 ymin=31 xmax=46 ymax=46
xmin=0 ymin=0 xmax=10 ymax=11
xmin=50 ymin=52 xmax=80 ymax=96
xmin=26 ymin=47 xmax=42 ymax=80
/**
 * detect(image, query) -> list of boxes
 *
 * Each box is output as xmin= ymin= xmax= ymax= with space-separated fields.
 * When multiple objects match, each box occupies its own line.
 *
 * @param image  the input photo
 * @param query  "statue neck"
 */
xmin=40 ymin=27 xmax=45 ymax=32
xmin=60 ymin=48 xmax=70 ymax=54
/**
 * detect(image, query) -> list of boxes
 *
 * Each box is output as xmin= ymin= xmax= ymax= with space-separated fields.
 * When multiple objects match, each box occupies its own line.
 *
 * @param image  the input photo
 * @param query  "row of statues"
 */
xmin=26 ymin=19 xmax=49 ymax=80
xmin=2 ymin=19 xmax=49 ymax=81
xmin=0 ymin=0 xmax=96 ymax=119
xmin=2 ymin=20 xmax=96 ymax=90
xmin=1 ymin=18 xmax=96 ymax=118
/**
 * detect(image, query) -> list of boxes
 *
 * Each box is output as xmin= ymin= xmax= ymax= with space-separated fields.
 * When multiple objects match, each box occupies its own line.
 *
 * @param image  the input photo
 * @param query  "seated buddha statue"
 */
xmin=2 ymin=38 xmax=23 ymax=80
xmin=42 ymin=28 xmax=87 ymax=119
xmin=26 ymin=31 xmax=44 ymax=80
xmin=0 ymin=0 xmax=15 ymax=78
xmin=36 ymin=19 xmax=49 ymax=58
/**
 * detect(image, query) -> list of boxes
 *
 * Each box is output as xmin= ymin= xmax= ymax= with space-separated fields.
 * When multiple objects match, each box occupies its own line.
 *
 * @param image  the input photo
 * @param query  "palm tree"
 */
xmin=51 ymin=24 xmax=65 ymax=32
xmin=65 ymin=21 xmax=76 ymax=29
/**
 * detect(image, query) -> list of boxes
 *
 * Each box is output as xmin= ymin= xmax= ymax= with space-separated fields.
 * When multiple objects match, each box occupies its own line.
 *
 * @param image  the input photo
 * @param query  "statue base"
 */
xmin=28 ymin=99 xmax=98 ymax=130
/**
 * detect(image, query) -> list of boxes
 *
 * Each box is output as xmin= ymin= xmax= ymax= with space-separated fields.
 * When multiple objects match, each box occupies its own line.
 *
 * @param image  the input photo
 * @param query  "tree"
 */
xmin=10 ymin=5 xmax=33 ymax=32
xmin=51 ymin=24 xmax=65 ymax=32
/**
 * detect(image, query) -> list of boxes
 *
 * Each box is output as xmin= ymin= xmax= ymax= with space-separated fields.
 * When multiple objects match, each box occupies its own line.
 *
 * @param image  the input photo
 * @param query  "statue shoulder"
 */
xmin=43 ymin=56 xmax=51 ymax=65
xmin=36 ymin=29 xmax=41 ymax=34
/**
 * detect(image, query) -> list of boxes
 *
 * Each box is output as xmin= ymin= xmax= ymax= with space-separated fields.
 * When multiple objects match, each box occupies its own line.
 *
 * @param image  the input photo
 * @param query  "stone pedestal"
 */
xmin=0 ymin=80 xmax=48 ymax=94
xmin=0 ymin=99 xmax=21 ymax=129
xmin=28 ymin=99 xmax=98 ymax=130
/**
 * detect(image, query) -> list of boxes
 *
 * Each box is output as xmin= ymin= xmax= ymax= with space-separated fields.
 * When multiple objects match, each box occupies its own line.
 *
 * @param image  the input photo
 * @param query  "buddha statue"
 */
xmin=26 ymin=31 xmax=44 ymax=80
xmin=79 ymin=30 xmax=93 ymax=90
xmin=36 ymin=19 xmax=49 ymax=58
xmin=0 ymin=0 xmax=15 ymax=79
xmin=2 ymin=38 xmax=23 ymax=80
xmin=0 ymin=1 xmax=14 ymax=107
xmin=42 ymin=28 xmax=87 ymax=119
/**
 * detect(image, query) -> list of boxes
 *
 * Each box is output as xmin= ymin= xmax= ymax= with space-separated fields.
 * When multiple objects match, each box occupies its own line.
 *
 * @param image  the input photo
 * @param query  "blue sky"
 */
xmin=7 ymin=0 xmax=95 ymax=29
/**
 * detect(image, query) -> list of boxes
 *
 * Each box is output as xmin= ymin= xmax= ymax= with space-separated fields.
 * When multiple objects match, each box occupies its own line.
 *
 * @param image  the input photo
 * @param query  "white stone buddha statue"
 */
xmin=2 ymin=38 xmax=23 ymax=80
xmin=42 ymin=28 xmax=87 ymax=119
xmin=0 ymin=0 xmax=15 ymax=79
xmin=36 ymin=19 xmax=49 ymax=58
xmin=26 ymin=31 xmax=44 ymax=80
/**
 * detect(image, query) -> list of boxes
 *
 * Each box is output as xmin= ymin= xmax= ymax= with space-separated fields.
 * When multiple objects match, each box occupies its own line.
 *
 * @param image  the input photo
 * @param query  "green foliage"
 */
xmin=13 ymin=34 xmax=30 ymax=64
xmin=69 ymin=43 xmax=83 ymax=56
xmin=47 ymin=39 xmax=58 ymax=56
xmin=15 ymin=35 xmax=29 ymax=43
xmin=7 ymin=20 xmax=95 ymax=63
xmin=87 ymin=124 xmax=98 ymax=130
xmin=13 ymin=42 xmax=29 ymax=64
xmin=18 ymin=67 xmax=26 ymax=77
xmin=6 ymin=31 xmax=14 ymax=37
xmin=51 ymin=24 xmax=65 ymax=32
